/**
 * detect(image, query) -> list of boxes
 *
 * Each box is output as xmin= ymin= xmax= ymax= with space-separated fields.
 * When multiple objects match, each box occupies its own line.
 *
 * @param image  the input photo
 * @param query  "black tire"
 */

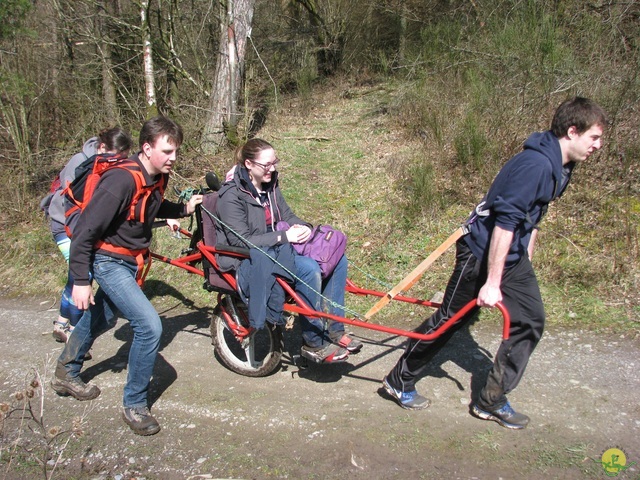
xmin=210 ymin=295 xmax=283 ymax=377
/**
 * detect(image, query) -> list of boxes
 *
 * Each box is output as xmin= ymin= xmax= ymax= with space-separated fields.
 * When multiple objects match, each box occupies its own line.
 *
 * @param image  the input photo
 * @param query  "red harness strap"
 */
xmin=71 ymin=160 xmax=167 ymax=287
xmin=64 ymin=158 xmax=167 ymax=238
xmin=94 ymin=240 xmax=150 ymax=286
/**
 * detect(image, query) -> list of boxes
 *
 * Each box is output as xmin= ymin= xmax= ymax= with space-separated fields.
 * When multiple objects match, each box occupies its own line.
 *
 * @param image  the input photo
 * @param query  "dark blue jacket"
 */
xmin=464 ymin=130 xmax=575 ymax=266
xmin=236 ymin=244 xmax=296 ymax=329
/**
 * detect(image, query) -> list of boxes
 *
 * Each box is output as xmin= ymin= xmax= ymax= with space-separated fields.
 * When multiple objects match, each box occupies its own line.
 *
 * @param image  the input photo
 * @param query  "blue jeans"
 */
xmin=57 ymin=254 xmax=162 ymax=409
xmin=53 ymin=231 xmax=84 ymax=326
xmin=295 ymin=254 xmax=347 ymax=348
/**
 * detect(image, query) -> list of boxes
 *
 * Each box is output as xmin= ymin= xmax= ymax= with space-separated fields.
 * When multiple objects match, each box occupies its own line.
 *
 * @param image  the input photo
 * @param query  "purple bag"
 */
xmin=277 ymin=222 xmax=347 ymax=278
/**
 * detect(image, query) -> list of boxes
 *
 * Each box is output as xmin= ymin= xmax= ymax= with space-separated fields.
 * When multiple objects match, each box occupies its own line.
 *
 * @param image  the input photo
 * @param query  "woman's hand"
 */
xmin=286 ymin=224 xmax=311 ymax=243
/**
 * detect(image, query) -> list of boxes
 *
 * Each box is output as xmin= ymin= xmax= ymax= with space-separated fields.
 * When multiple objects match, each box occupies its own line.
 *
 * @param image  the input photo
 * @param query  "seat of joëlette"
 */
xmin=198 ymin=192 xmax=249 ymax=294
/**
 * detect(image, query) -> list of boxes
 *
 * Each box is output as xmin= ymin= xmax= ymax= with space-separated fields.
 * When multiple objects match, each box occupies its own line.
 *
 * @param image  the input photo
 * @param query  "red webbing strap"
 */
xmin=94 ymin=240 xmax=149 ymax=286
xmin=124 ymin=164 xmax=146 ymax=220
xmin=119 ymin=165 xmax=167 ymax=222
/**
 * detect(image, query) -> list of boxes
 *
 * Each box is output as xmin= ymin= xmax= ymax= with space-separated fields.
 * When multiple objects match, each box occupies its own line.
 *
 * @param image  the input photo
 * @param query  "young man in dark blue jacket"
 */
xmin=382 ymin=97 xmax=607 ymax=429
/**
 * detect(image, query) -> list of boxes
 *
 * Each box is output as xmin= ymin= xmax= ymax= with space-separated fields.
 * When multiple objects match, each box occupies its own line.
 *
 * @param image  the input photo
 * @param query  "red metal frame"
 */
xmin=149 ymin=227 xmax=511 ymax=342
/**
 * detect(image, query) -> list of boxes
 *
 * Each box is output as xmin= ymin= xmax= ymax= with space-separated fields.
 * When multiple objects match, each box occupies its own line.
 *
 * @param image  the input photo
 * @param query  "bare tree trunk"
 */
xmin=101 ymin=41 xmax=118 ymax=123
xmin=398 ymin=0 xmax=407 ymax=66
xmin=97 ymin=0 xmax=118 ymax=124
xmin=227 ymin=4 xmax=238 ymax=134
xmin=0 ymin=80 xmax=32 ymax=208
xmin=141 ymin=0 xmax=157 ymax=117
xmin=46 ymin=0 xmax=62 ymax=135
xmin=163 ymin=0 xmax=211 ymax=106
xmin=201 ymin=0 xmax=255 ymax=154
xmin=292 ymin=0 xmax=345 ymax=77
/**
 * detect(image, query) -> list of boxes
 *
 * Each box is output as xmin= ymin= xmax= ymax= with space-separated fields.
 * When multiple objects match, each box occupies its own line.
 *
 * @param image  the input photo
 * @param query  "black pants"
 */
xmin=386 ymin=240 xmax=545 ymax=410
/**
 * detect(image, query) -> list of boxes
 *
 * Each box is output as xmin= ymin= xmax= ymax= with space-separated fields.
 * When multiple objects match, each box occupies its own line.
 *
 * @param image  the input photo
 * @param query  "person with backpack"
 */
xmin=382 ymin=97 xmax=607 ymax=429
xmin=214 ymin=138 xmax=363 ymax=364
xmin=51 ymin=116 xmax=202 ymax=436
xmin=41 ymin=128 xmax=133 ymax=343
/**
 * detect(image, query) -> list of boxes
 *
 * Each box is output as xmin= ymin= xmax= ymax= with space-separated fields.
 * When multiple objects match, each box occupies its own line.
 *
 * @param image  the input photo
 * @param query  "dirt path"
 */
xmin=0 ymin=296 xmax=638 ymax=480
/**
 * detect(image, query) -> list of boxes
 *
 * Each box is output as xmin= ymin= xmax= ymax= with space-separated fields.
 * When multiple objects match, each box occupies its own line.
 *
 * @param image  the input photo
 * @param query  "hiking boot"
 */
xmin=300 ymin=343 xmax=349 ymax=364
xmin=329 ymin=333 xmax=364 ymax=354
xmin=122 ymin=406 xmax=161 ymax=436
xmin=471 ymin=401 xmax=530 ymax=430
xmin=382 ymin=376 xmax=430 ymax=410
xmin=51 ymin=373 xmax=100 ymax=401
xmin=52 ymin=321 xmax=71 ymax=343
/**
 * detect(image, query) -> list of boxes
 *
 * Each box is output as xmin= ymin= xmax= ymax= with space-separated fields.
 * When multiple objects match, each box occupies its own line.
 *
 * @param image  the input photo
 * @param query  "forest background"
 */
xmin=0 ymin=0 xmax=638 ymax=330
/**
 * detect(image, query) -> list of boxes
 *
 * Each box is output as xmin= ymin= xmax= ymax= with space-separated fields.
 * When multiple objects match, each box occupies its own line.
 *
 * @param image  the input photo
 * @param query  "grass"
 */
xmin=471 ymin=428 xmax=501 ymax=453
xmin=531 ymin=442 xmax=601 ymax=477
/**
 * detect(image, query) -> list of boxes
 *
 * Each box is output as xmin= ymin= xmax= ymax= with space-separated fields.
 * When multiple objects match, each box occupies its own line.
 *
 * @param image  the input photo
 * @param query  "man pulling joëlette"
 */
xmin=383 ymin=97 xmax=608 ymax=430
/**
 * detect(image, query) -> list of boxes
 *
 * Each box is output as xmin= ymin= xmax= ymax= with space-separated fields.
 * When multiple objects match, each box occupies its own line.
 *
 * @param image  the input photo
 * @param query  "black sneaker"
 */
xmin=51 ymin=374 xmax=100 ymax=401
xmin=122 ymin=406 xmax=161 ymax=436
xmin=471 ymin=401 xmax=530 ymax=430
xmin=300 ymin=343 xmax=349 ymax=364
xmin=382 ymin=377 xmax=430 ymax=410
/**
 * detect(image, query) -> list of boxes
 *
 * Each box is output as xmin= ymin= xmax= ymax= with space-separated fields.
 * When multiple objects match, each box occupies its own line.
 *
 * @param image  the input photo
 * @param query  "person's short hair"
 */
xmin=551 ymin=97 xmax=608 ymax=138
xmin=235 ymin=138 xmax=274 ymax=166
xmin=139 ymin=116 xmax=183 ymax=148
xmin=98 ymin=127 xmax=133 ymax=154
